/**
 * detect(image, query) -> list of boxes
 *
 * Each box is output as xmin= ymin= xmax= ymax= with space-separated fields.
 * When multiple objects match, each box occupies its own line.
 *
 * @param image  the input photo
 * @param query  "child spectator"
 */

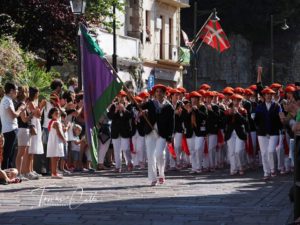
xmin=71 ymin=124 xmax=82 ymax=172
xmin=60 ymin=111 xmax=71 ymax=174
xmin=68 ymin=77 xmax=78 ymax=93
xmin=47 ymin=108 xmax=67 ymax=179
xmin=0 ymin=168 xmax=21 ymax=184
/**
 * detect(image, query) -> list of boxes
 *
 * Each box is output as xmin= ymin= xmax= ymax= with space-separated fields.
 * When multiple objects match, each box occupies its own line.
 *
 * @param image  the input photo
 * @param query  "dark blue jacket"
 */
xmin=254 ymin=102 xmax=282 ymax=136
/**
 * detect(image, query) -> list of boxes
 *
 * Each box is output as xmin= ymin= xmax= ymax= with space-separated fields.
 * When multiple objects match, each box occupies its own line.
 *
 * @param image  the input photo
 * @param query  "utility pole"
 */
xmin=270 ymin=14 xmax=274 ymax=84
xmin=112 ymin=3 xmax=117 ymax=71
xmin=193 ymin=0 xmax=198 ymax=90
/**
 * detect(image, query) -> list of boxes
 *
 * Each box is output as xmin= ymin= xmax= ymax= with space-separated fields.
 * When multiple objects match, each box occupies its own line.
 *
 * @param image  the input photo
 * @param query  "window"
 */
xmin=169 ymin=18 xmax=173 ymax=59
xmin=145 ymin=10 xmax=151 ymax=42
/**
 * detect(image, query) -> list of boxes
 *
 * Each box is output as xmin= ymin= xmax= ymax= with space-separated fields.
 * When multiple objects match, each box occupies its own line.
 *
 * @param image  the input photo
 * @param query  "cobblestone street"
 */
xmin=0 ymin=168 xmax=293 ymax=225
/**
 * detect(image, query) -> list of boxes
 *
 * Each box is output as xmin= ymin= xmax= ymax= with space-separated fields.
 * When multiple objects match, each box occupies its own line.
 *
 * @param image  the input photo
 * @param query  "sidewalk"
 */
xmin=0 ymin=168 xmax=293 ymax=225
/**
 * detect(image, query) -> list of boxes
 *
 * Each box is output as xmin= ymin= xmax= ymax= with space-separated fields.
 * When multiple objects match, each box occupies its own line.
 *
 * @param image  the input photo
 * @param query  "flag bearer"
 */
xmin=141 ymin=84 xmax=174 ymax=186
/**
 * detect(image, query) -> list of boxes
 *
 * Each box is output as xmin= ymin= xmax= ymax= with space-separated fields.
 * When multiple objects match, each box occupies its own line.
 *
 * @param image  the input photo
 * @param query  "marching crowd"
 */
xmin=0 ymin=72 xmax=300 ymax=187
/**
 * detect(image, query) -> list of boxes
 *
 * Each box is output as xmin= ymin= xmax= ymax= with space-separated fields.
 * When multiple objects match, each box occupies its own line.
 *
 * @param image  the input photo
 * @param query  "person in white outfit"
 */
xmin=46 ymin=108 xmax=67 ymax=179
xmin=224 ymin=94 xmax=249 ymax=175
xmin=254 ymin=87 xmax=283 ymax=179
xmin=97 ymin=114 xmax=111 ymax=170
xmin=107 ymin=91 xmax=133 ymax=172
xmin=141 ymin=84 xmax=174 ymax=186
xmin=27 ymin=87 xmax=44 ymax=179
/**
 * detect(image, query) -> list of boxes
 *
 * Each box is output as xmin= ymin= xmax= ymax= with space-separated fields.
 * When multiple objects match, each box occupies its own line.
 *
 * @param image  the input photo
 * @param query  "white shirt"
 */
xmin=42 ymin=101 xmax=53 ymax=128
xmin=266 ymin=102 xmax=272 ymax=111
xmin=71 ymin=136 xmax=81 ymax=152
xmin=0 ymin=95 xmax=18 ymax=133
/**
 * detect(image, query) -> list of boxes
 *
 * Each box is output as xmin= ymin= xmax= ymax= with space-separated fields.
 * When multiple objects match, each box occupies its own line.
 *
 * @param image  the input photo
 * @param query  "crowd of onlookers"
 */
xmin=0 ymin=78 xmax=99 ymax=183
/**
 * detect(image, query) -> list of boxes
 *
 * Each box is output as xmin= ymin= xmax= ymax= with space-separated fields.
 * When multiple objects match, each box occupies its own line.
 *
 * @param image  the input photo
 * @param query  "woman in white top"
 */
xmin=27 ymin=87 xmax=44 ymax=178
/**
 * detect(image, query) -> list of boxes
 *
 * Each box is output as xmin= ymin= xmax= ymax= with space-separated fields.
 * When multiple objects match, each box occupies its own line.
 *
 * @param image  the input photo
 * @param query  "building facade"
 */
xmin=95 ymin=0 xmax=190 ymax=91
xmin=127 ymin=0 xmax=190 ymax=89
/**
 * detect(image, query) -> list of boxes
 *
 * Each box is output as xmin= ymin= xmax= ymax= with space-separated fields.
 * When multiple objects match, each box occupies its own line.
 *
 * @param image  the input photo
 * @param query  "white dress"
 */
xmin=47 ymin=121 xmax=65 ymax=158
xmin=28 ymin=103 xmax=44 ymax=154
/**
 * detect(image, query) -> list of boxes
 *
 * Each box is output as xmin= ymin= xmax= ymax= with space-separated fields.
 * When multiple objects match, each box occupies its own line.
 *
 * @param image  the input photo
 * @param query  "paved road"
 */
xmin=0 ymin=168 xmax=293 ymax=225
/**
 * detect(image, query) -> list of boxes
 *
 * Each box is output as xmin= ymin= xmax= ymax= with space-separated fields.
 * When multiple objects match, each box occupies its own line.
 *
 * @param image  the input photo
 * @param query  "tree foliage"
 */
xmin=0 ymin=36 xmax=60 ymax=99
xmin=85 ymin=0 xmax=125 ymax=32
xmin=0 ymin=0 xmax=125 ymax=69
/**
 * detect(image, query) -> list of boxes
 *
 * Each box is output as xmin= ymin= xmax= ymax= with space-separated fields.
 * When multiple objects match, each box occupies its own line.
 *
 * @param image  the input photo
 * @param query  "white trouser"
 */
xmin=196 ymin=136 xmax=205 ymax=170
xmin=208 ymin=134 xmax=218 ymax=168
xmin=227 ymin=131 xmax=245 ymax=173
xmin=170 ymin=133 xmax=182 ymax=168
xmin=145 ymin=130 xmax=167 ymax=182
xmin=131 ymin=132 xmax=146 ymax=166
xmin=187 ymin=135 xmax=205 ymax=171
xmin=250 ymin=131 xmax=257 ymax=156
xmin=289 ymin=138 xmax=295 ymax=168
xmin=246 ymin=131 xmax=257 ymax=165
xmin=112 ymin=137 xmax=131 ymax=169
xmin=97 ymin=139 xmax=111 ymax=164
xmin=276 ymin=133 xmax=285 ymax=171
xmin=216 ymin=130 xmax=225 ymax=166
xmin=258 ymin=135 xmax=279 ymax=176
xmin=187 ymin=135 xmax=197 ymax=171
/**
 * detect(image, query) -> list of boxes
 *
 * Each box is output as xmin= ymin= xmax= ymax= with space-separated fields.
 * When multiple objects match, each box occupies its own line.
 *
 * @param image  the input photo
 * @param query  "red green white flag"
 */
xmin=199 ymin=20 xmax=230 ymax=52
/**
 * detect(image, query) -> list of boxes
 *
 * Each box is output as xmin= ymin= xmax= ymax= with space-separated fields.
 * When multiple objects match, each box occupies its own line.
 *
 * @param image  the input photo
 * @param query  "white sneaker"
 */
xmin=25 ymin=172 xmax=39 ymax=180
xmin=32 ymin=171 xmax=42 ymax=177
xmin=18 ymin=175 xmax=29 ymax=181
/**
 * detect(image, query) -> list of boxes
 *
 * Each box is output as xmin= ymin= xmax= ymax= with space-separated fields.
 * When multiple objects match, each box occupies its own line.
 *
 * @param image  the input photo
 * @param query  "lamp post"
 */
xmin=270 ymin=15 xmax=289 ymax=84
xmin=70 ymin=0 xmax=86 ymax=90
xmin=112 ymin=3 xmax=117 ymax=71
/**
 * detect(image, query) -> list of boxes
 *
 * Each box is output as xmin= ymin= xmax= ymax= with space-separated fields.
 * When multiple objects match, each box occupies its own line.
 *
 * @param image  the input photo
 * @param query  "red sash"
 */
xmin=181 ymin=134 xmax=190 ymax=156
xmin=217 ymin=129 xmax=224 ymax=146
xmin=246 ymin=133 xmax=254 ymax=156
xmin=204 ymin=137 xmax=208 ymax=155
xmin=130 ymin=138 xmax=136 ymax=154
xmin=283 ymin=134 xmax=289 ymax=156
xmin=167 ymin=142 xmax=176 ymax=159
xmin=48 ymin=119 xmax=57 ymax=132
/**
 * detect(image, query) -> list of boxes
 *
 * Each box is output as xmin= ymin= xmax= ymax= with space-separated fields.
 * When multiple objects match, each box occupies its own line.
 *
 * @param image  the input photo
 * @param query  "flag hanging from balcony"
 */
xmin=80 ymin=25 xmax=123 ymax=167
xmin=181 ymin=30 xmax=192 ymax=47
xmin=199 ymin=20 xmax=230 ymax=52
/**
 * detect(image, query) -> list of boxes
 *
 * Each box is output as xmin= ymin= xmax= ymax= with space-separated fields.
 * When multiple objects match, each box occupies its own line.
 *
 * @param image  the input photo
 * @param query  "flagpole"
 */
xmin=102 ymin=57 xmax=158 ymax=133
xmin=195 ymin=30 xmax=209 ymax=54
xmin=190 ymin=11 xmax=213 ymax=49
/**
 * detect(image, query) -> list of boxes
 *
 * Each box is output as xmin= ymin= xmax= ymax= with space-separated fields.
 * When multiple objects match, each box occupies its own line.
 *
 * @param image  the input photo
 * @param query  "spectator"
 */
xmin=47 ymin=108 xmax=66 ymax=179
xmin=15 ymin=86 xmax=31 ymax=180
xmin=68 ymin=77 xmax=78 ymax=93
xmin=0 ymin=82 xmax=25 ymax=169
xmin=27 ymin=87 xmax=43 ymax=179
xmin=70 ymin=124 xmax=82 ymax=172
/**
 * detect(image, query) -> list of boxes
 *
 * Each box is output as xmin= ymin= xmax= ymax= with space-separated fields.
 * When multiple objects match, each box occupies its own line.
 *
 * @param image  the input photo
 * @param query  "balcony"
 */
xmin=95 ymin=29 xmax=140 ymax=64
xmin=156 ymin=0 xmax=190 ymax=8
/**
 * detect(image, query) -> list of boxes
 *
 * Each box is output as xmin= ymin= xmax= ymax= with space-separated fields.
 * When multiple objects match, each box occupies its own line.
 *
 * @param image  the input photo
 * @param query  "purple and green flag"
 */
xmin=80 ymin=25 xmax=123 ymax=167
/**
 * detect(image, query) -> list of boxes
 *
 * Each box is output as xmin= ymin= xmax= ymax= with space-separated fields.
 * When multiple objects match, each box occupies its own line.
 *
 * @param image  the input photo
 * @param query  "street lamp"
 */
xmin=70 ymin=0 xmax=86 ymax=15
xmin=270 ymin=15 xmax=289 ymax=84
xmin=70 ymin=0 xmax=86 ymax=90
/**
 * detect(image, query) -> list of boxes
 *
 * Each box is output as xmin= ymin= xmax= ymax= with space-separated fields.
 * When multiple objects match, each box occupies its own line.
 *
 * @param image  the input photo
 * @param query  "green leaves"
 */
xmin=85 ymin=0 xmax=125 ymax=32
